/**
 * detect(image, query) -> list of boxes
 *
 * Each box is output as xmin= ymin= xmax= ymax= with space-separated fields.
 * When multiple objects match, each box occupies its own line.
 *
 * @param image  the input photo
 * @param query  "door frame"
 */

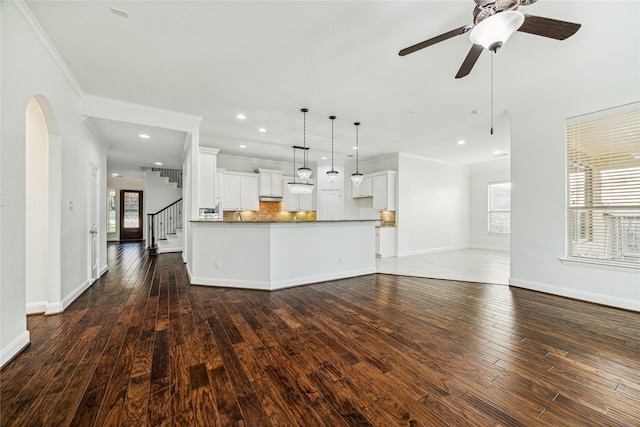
xmin=119 ymin=190 xmax=144 ymax=241
xmin=88 ymin=162 xmax=100 ymax=284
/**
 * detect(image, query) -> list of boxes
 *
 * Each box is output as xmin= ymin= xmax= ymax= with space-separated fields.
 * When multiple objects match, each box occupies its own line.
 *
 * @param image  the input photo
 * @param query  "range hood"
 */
xmin=259 ymin=196 xmax=283 ymax=202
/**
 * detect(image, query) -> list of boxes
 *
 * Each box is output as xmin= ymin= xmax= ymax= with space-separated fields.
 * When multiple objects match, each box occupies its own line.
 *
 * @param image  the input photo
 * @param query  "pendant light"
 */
xmin=297 ymin=108 xmax=312 ymax=183
xmin=326 ymin=115 xmax=339 ymax=185
xmin=351 ymin=122 xmax=364 ymax=186
xmin=287 ymin=146 xmax=314 ymax=194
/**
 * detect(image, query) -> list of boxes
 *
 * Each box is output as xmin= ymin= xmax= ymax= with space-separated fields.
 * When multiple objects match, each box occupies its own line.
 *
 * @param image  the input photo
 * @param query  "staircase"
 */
xmin=148 ymin=198 xmax=183 ymax=255
xmin=144 ymin=167 xmax=184 ymax=255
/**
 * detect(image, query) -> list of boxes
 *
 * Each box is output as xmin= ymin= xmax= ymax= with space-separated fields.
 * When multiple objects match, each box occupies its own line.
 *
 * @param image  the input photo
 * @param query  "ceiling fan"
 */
xmin=399 ymin=0 xmax=581 ymax=78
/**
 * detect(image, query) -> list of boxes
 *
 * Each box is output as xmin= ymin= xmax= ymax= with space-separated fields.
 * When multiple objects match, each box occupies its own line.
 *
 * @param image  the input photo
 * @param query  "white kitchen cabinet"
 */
xmin=352 ymin=175 xmax=373 ymax=198
xmin=222 ymin=172 xmax=259 ymax=211
xmin=376 ymin=226 xmax=396 ymax=258
xmin=372 ymin=171 xmax=396 ymax=210
xmin=282 ymin=177 xmax=314 ymax=211
xmin=198 ymin=147 xmax=219 ymax=208
xmin=257 ymin=168 xmax=283 ymax=197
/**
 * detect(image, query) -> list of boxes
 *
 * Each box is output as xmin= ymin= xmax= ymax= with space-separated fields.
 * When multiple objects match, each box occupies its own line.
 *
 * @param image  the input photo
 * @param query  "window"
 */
xmin=566 ymin=103 xmax=640 ymax=265
xmin=108 ymin=188 xmax=116 ymax=233
xmin=488 ymin=181 xmax=511 ymax=234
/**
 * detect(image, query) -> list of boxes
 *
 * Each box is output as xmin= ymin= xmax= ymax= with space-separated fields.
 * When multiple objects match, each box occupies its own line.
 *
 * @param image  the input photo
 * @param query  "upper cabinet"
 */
xmin=222 ymin=172 xmax=259 ymax=211
xmin=257 ymin=168 xmax=283 ymax=197
xmin=372 ymin=171 xmax=396 ymax=210
xmin=198 ymin=147 xmax=219 ymax=208
xmin=352 ymin=176 xmax=373 ymax=198
xmin=351 ymin=170 xmax=396 ymax=210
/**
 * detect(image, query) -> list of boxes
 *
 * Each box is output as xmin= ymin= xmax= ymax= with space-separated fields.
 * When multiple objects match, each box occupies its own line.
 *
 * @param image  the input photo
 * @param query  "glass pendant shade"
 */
xmin=470 ymin=10 xmax=524 ymax=51
xmin=351 ymin=172 xmax=364 ymax=186
xmin=326 ymin=170 xmax=339 ymax=185
xmin=288 ymin=109 xmax=314 ymax=194
xmin=287 ymin=181 xmax=314 ymax=194
xmin=297 ymin=166 xmax=312 ymax=183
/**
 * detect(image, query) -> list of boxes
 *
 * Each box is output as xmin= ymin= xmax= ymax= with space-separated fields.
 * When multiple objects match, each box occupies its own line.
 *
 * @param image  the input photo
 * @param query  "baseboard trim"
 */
xmin=61 ymin=279 xmax=92 ymax=311
xmin=397 ymin=245 xmax=470 ymax=257
xmin=509 ymin=278 xmax=640 ymax=312
xmin=99 ymin=264 xmax=109 ymax=276
xmin=45 ymin=301 xmax=64 ymax=315
xmin=1 ymin=330 xmax=31 ymax=368
xmin=470 ymin=245 xmax=510 ymax=253
xmin=26 ymin=301 xmax=47 ymax=315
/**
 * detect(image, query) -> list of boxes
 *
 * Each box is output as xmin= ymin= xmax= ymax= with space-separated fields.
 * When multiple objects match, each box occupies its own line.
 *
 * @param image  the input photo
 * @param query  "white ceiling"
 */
xmin=25 ymin=1 xmax=640 ymax=178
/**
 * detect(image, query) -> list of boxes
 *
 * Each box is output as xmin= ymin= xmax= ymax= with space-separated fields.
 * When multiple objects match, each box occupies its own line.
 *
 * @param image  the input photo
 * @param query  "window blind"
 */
xmin=566 ymin=103 xmax=640 ymax=264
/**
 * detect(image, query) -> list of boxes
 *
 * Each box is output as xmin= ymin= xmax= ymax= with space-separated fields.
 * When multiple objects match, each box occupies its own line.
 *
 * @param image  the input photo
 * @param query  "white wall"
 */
xmin=145 ymin=170 xmax=182 ymax=213
xmin=468 ymin=157 xmax=511 ymax=252
xmin=396 ymin=153 xmax=470 ymax=256
xmin=510 ymin=79 xmax=640 ymax=311
xmin=1 ymin=2 xmax=108 ymax=366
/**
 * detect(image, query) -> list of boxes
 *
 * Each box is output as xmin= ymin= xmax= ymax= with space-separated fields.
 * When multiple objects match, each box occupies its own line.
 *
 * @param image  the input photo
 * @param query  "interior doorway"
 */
xmin=120 ymin=190 xmax=144 ymax=241
xmin=89 ymin=164 xmax=100 ymax=282
xmin=25 ymin=95 xmax=62 ymax=315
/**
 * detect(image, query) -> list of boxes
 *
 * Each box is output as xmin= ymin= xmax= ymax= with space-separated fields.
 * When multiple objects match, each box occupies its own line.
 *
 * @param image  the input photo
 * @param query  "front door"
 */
xmin=120 ymin=190 xmax=144 ymax=241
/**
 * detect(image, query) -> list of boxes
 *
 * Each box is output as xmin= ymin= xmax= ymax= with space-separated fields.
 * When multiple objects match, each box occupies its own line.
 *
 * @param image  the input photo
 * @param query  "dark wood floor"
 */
xmin=1 ymin=242 xmax=639 ymax=426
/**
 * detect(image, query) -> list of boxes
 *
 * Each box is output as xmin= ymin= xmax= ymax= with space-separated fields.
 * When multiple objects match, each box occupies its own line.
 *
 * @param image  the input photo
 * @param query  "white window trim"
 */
xmin=559 ymin=256 xmax=640 ymax=273
xmin=487 ymin=180 xmax=511 ymax=235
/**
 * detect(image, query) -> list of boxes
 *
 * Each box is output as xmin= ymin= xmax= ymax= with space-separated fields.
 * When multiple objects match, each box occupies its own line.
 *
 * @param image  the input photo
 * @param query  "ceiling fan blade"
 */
xmin=399 ymin=25 xmax=471 ymax=56
xmin=455 ymin=44 xmax=483 ymax=79
xmin=518 ymin=15 xmax=581 ymax=40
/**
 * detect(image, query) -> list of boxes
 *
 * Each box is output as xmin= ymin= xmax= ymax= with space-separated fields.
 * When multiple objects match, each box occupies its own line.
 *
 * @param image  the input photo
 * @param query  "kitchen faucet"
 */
xmin=233 ymin=210 xmax=243 ymax=221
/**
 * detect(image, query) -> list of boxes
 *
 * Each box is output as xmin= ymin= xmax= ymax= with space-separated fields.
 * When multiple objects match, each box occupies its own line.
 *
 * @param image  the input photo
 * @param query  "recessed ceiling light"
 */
xmin=493 ymin=150 xmax=501 ymax=155
xmin=352 ymin=146 xmax=358 ymax=150
xmin=112 ymin=173 xmax=120 ymax=177
xmin=239 ymin=145 xmax=247 ymax=149
xmin=321 ymin=156 xmax=327 ymax=160
xmin=258 ymin=128 xmax=267 ymax=133
xmin=139 ymin=134 xmax=150 ymax=139
xmin=236 ymin=114 xmax=246 ymax=120
xmin=155 ymin=162 xmax=163 ymax=166
xmin=457 ymin=140 xmax=466 ymax=145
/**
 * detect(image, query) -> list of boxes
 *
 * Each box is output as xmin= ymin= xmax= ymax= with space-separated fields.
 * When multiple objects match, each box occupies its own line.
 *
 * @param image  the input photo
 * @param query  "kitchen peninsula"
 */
xmin=189 ymin=220 xmax=376 ymax=290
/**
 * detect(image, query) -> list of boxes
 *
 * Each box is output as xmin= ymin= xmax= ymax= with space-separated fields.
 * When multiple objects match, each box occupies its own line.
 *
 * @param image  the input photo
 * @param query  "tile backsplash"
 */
xmin=222 ymin=201 xmax=316 ymax=222
xmin=379 ymin=210 xmax=396 ymax=227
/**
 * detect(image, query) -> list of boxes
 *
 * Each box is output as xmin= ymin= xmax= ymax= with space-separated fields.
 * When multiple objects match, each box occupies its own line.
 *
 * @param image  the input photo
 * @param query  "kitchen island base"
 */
xmin=188 ymin=220 xmax=376 ymax=291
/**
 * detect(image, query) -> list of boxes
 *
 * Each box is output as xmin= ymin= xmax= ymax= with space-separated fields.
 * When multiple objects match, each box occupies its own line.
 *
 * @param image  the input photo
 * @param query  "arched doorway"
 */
xmin=25 ymin=95 xmax=62 ymax=315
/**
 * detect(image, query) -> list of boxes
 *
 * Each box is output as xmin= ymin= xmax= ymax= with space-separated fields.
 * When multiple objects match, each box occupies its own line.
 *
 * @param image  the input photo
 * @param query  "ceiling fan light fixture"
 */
xmin=470 ymin=10 xmax=525 ymax=51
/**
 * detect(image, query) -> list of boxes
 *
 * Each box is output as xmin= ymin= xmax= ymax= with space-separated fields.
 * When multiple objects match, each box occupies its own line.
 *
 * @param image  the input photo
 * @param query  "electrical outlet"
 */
xmin=337 ymin=257 xmax=342 ymax=264
xmin=214 ymin=261 xmax=221 ymax=269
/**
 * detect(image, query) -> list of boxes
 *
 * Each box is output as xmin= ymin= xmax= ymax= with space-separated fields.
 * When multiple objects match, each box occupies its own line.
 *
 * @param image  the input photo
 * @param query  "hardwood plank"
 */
xmin=1 ymin=242 xmax=638 ymax=427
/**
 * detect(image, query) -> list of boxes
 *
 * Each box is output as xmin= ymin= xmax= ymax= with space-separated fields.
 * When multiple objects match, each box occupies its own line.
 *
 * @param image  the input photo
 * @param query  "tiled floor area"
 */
xmin=376 ymin=248 xmax=510 ymax=285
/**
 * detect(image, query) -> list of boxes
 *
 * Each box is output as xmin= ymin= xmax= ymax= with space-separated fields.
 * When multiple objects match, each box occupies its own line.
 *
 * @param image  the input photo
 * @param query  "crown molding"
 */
xmin=9 ymin=0 xmax=85 ymax=97
xmin=81 ymin=116 xmax=111 ymax=149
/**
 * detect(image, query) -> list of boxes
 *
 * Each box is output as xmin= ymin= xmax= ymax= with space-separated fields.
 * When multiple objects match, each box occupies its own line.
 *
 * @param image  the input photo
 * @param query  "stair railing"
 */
xmin=148 ymin=198 xmax=182 ymax=255
xmin=152 ymin=167 xmax=182 ymax=188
